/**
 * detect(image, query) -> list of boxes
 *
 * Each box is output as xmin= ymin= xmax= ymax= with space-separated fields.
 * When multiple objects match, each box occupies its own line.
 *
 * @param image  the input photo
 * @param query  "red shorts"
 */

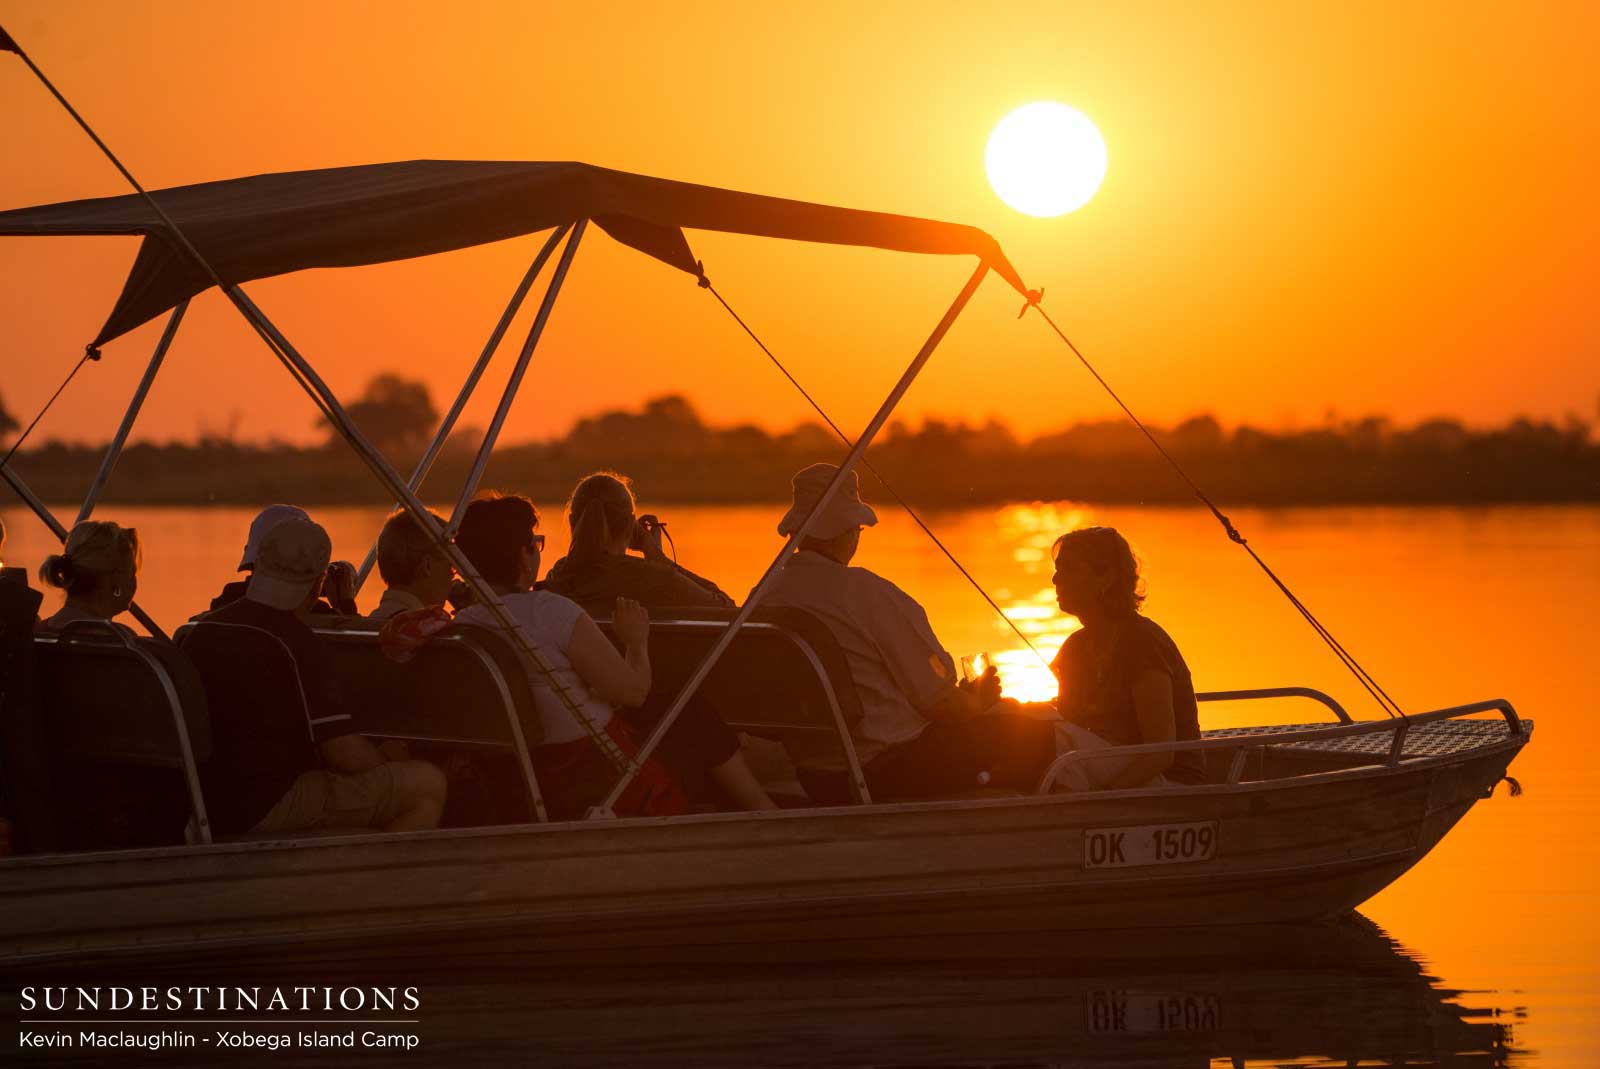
xmin=532 ymin=716 xmax=688 ymax=820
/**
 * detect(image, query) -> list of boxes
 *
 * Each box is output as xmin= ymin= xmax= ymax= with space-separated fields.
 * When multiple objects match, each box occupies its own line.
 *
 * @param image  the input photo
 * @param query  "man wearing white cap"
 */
xmin=763 ymin=463 xmax=1059 ymax=801
xmin=203 ymin=504 xmax=358 ymax=616
xmin=184 ymin=518 xmax=446 ymax=835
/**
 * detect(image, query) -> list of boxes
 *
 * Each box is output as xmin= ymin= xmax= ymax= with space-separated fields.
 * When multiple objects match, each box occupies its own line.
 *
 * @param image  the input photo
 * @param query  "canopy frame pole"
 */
xmin=224 ymin=282 xmax=632 ymax=769
xmin=446 ymin=219 xmax=586 ymax=538
xmin=0 ymin=34 xmax=617 ymax=767
xmin=0 ymin=462 xmax=168 ymax=640
xmin=354 ymin=226 xmax=570 ymax=591
xmin=75 ymin=301 xmax=188 ymax=525
xmin=593 ymin=259 xmax=991 ymax=816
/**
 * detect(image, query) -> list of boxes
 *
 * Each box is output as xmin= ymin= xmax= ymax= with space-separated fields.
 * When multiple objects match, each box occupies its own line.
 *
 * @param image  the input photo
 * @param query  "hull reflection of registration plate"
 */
xmin=1087 ymin=991 xmax=1220 ymax=1033
xmin=1083 ymin=821 xmax=1217 ymax=868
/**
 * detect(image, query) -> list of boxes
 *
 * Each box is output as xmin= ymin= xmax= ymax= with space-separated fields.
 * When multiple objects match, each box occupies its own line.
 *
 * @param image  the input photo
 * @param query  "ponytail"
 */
xmin=566 ymin=472 xmax=636 ymax=564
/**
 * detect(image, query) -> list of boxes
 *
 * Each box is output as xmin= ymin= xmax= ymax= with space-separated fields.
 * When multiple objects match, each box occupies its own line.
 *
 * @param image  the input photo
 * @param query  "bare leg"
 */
xmin=383 ymin=760 xmax=449 ymax=831
xmin=710 ymin=752 xmax=779 ymax=810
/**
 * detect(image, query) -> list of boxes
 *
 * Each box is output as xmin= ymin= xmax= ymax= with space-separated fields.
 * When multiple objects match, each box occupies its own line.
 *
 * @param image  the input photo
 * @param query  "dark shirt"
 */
xmin=1052 ymin=616 xmax=1206 ymax=785
xmin=206 ymin=580 xmax=352 ymax=617
xmin=544 ymin=553 xmax=734 ymax=618
xmin=182 ymin=598 xmax=361 ymax=833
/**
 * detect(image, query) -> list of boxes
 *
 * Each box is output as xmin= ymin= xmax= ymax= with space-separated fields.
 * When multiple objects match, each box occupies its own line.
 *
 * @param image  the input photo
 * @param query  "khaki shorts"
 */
xmin=253 ymin=765 xmax=404 ymax=833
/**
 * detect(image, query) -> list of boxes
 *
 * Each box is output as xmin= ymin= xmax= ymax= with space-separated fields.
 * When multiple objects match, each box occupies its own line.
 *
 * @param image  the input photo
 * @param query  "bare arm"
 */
xmin=567 ymin=609 xmax=651 ymax=708
xmin=320 ymin=732 xmax=386 ymax=773
xmin=1101 ymin=669 xmax=1178 ymax=790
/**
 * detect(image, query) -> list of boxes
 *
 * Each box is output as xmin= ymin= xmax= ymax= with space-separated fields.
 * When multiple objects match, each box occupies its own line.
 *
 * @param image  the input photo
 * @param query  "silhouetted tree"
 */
xmin=325 ymin=374 xmax=438 ymax=453
xmin=0 ymin=390 xmax=19 ymax=442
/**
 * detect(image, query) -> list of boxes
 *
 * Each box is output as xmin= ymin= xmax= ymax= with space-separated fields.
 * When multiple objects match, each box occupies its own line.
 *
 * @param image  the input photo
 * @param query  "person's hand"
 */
xmin=446 ymin=578 xmax=474 ymax=612
xmin=959 ymin=665 xmax=1003 ymax=710
xmin=632 ymin=515 xmax=668 ymax=562
xmin=612 ymin=597 xmax=650 ymax=648
xmin=325 ymin=559 xmax=358 ymax=610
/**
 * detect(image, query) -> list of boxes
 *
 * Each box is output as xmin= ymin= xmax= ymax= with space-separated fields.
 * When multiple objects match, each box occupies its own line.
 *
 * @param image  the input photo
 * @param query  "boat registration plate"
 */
xmin=1084 ymin=821 xmax=1217 ymax=868
xmin=1087 ymin=991 xmax=1220 ymax=1033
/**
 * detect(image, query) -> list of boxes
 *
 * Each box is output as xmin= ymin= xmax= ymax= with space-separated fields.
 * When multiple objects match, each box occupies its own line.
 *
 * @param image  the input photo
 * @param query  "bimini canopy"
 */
xmin=0 ymin=159 xmax=1027 ymax=349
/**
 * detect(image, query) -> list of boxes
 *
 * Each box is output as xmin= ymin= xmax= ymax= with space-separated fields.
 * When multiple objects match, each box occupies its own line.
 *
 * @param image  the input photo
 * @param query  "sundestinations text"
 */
xmin=19 ymin=986 xmax=421 ymax=1013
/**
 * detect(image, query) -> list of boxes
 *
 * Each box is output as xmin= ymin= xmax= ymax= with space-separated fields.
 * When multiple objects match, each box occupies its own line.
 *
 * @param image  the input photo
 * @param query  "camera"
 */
xmin=629 ymin=514 xmax=664 ymax=552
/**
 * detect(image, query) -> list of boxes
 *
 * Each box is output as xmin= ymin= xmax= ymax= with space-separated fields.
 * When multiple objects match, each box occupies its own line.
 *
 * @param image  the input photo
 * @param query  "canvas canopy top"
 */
xmin=0 ymin=159 xmax=1029 ymax=349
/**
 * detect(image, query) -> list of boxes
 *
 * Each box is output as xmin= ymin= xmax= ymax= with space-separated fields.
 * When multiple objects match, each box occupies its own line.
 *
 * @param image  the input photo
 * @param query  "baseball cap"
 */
xmin=238 ymin=504 xmax=311 ymax=571
xmin=244 ymin=518 xmax=332 ymax=611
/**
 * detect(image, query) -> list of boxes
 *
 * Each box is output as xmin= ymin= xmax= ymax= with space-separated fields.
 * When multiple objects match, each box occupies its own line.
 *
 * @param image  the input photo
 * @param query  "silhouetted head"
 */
xmin=237 ymin=504 xmax=312 ymax=572
xmin=244 ymin=518 xmax=332 ymax=613
xmin=567 ymin=472 xmax=636 ymax=562
xmin=781 ymin=463 xmax=876 ymax=565
xmin=376 ymin=508 xmax=454 ymax=607
xmin=457 ymin=493 xmax=543 ymax=592
xmin=1051 ymin=526 xmax=1144 ymax=622
xmin=39 ymin=521 xmax=142 ymax=616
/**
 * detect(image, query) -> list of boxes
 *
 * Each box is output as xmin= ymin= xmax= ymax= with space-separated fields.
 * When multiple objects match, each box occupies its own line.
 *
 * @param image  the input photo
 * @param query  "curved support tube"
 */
xmin=1197 ymin=686 xmax=1351 ymax=723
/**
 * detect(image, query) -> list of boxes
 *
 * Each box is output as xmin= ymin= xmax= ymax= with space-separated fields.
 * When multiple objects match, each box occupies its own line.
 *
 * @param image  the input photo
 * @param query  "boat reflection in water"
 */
xmin=25 ymin=914 xmax=1513 ymax=1067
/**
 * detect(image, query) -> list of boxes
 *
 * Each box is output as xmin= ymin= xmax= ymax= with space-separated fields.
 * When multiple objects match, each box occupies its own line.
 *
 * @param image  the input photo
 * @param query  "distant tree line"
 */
xmin=1 ymin=377 xmax=1596 ymax=507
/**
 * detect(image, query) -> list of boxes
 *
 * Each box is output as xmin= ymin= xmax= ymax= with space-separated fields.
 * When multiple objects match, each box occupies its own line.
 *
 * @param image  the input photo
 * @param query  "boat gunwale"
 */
xmin=0 ymin=706 xmax=1531 ymax=875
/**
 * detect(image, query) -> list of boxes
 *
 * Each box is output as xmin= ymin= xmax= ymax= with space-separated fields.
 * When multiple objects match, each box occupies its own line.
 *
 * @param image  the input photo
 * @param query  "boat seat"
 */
xmin=598 ymin=607 xmax=872 ymax=804
xmin=31 ymin=622 xmax=212 ymax=849
xmin=309 ymin=624 xmax=548 ymax=821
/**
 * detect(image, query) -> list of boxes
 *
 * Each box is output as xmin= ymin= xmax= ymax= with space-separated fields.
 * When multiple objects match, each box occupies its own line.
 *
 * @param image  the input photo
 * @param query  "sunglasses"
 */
xmin=530 ymin=533 xmax=546 ymax=552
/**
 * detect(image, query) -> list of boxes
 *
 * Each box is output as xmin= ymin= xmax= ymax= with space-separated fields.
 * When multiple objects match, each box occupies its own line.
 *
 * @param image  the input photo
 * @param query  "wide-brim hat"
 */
xmin=245 ymin=517 xmax=331 ymax=611
xmin=777 ymin=462 xmax=878 ymax=541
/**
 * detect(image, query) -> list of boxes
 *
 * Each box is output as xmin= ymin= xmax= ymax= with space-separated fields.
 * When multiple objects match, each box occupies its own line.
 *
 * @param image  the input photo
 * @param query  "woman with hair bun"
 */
xmin=37 ymin=521 xmax=143 ymax=635
xmin=1049 ymin=526 xmax=1206 ymax=787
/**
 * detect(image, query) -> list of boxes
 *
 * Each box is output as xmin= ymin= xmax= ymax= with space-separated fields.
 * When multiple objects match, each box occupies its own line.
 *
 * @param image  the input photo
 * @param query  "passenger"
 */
xmin=544 ymin=473 xmax=775 ymax=811
xmin=452 ymin=493 xmax=688 ymax=819
xmin=1048 ymin=527 xmax=1206 ymax=787
xmin=544 ymin=472 xmax=734 ymax=614
xmin=762 ymin=463 xmax=1064 ymax=801
xmin=205 ymin=504 xmax=358 ymax=616
xmin=35 ymin=521 xmax=141 ymax=636
xmin=367 ymin=508 xmax=455 ymax=621
xmin=185 ymin=518 xmax=447 ymax=835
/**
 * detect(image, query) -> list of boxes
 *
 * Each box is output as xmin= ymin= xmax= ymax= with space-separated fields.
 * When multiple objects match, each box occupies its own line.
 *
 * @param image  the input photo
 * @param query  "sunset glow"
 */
xmin=985 ymin=102 xmax=1108 ymax=216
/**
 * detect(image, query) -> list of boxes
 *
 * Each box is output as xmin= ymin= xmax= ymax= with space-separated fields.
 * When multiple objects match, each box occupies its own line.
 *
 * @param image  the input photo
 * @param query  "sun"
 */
xmin=986 ymin=102 xmax=1108 ymax=217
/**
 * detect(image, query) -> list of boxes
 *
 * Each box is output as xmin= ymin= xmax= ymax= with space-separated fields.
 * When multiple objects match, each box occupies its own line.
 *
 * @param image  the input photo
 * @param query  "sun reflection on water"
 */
xmin=977 ymin=504 xmax=1099 ymax=703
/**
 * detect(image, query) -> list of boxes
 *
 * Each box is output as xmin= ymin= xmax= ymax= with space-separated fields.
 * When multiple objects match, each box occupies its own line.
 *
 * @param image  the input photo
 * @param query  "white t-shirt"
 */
xmin=457 ymin=590 xmax=614 ymax=745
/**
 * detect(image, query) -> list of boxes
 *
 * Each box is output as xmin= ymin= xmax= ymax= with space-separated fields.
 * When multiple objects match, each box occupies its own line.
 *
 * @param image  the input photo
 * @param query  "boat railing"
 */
xmin=1035 ymin=698 xmax=1525 ymax=794
xmin=1197 ymin=686 xmax=1351 ymax=723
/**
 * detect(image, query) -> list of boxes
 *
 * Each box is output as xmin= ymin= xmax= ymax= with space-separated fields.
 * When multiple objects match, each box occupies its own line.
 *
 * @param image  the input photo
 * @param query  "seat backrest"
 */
xmin=34 ymin=622 xmax=211 ymax=767
xmin=601 ymin=607 xmax=867 ymax=776
xmin=310 ymin=624 xmax=542 ymax=749
xmin=32 ymin=621 xmax=212 ymax=848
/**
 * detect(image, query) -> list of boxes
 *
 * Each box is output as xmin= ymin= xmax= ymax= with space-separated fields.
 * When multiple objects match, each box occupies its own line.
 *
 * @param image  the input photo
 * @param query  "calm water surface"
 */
xmin=4 ymin=502 xmax=1595 ymax=1067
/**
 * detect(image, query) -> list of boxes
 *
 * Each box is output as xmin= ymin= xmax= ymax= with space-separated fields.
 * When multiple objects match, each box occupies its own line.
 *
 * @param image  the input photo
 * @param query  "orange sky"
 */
xmin=1 ymin=1 xmax=1595 ymax=447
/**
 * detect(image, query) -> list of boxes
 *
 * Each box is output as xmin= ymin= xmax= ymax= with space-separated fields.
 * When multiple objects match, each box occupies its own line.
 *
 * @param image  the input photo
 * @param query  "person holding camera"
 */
xmin=543 ymin=472 xmax=775 ymax=811
xmin=543 ymin=471 xmax=733 ymax=616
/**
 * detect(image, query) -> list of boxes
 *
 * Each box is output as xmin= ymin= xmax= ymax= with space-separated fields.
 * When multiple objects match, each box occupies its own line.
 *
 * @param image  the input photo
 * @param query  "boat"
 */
xmin=0 ymin=37 xmax=1532 ymax=966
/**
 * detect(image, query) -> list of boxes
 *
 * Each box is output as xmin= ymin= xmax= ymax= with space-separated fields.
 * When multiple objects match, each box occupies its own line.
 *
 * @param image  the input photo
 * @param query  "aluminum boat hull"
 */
xmin=0 ymin=728 xmax=1526 ymax=965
